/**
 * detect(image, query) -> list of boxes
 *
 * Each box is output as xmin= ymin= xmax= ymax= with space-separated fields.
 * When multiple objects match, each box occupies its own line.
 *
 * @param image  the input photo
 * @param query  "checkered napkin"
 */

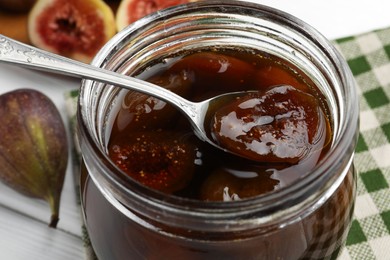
xmin=64 ymin=26 xmax=390 ymax=260
xmin=333 ymin=28 xmax=390 ymax=259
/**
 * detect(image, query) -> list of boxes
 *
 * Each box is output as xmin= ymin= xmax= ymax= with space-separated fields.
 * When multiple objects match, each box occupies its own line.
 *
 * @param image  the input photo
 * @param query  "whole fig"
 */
xmin=0 ymin=89 xmax=68 ymax=228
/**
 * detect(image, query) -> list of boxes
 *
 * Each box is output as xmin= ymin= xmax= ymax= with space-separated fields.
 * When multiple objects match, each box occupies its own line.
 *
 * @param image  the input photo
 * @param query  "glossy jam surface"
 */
xmin=82 ymin=48 xmax=355 ymax=260
xmin=211 ymin=85 xmax=330 ymax=163
xmin=108 ymin=49 xmax=332 ymax=201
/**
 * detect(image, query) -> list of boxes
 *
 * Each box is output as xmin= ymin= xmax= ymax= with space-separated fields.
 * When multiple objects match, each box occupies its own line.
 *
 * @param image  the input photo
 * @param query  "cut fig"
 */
xmin=116 ymin=0 xmax=194 ymax=31
xmin=28 ymin=0 xmax=116 ymax=63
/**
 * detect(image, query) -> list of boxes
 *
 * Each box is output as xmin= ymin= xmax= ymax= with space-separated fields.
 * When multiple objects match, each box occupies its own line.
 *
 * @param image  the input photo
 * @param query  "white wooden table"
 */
xmin=0 ymin=1 xmax=389 ymax=259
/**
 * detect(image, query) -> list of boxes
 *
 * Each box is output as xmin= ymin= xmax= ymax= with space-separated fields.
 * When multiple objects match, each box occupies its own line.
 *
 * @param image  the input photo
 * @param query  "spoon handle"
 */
xmin=0 ymin=34 xmax=198 ymax=118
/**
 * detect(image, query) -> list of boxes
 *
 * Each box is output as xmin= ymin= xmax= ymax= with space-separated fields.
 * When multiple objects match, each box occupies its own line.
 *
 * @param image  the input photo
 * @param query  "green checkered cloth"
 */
xmin=333 ymin=27 xmax=390 ymax=259
xmin=65 ymin=26 xmax=390 ymax=260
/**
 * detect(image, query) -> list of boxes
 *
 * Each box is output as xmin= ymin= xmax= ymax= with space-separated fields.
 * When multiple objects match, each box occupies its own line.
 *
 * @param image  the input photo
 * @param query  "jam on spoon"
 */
xmin=0 ymin=35 xmax=272 ymax=162
xmin=211 ymin=84 xmax=330 ymax=164
xmin=108 ymin=50 xmax=332 ymax=199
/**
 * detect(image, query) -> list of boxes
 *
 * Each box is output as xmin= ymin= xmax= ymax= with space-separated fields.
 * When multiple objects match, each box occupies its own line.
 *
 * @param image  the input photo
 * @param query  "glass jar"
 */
xmin=77 ymin=1 xmax=359 ymax=259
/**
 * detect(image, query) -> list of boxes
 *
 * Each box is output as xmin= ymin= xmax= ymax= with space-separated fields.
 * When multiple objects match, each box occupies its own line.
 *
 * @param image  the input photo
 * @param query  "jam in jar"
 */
xmin=78 ymin=1 xmax=359 ymax=259
xmin=107 ymin=49 xmax=333 ymax=201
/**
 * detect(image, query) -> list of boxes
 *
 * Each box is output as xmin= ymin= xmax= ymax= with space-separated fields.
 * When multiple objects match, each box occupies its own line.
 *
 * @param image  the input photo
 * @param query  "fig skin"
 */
xmin=116 ymin=0 xmax=196 ymax=31
xmin=0 ymin=0 xmax=36 ymax=13
xmin=0 ymin=89 xmax=68 ymax=228
xmin=109 ymin=131 xmax=197 ymax=194
xmin=28 ymin=0 xmax=116 ymax=63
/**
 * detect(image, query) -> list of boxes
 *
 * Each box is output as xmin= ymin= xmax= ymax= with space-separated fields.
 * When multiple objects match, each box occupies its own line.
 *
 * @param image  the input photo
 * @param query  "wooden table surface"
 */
xmin=0 ymin=11 xmax=29 ymax=43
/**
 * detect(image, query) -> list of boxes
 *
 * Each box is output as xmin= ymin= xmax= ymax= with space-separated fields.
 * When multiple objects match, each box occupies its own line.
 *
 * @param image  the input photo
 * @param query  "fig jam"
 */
xmin=107 ymin=49 xmax=332 ymax=201
xmin=79 ymin=3 xmax=358 ymax=260
xmin=81 ymin=48 xmax=355 ymax=260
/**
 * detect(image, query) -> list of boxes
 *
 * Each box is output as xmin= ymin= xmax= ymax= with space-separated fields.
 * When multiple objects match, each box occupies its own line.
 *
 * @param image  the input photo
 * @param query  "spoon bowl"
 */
xmin=0 ymin=35 xmax=256 ymax=158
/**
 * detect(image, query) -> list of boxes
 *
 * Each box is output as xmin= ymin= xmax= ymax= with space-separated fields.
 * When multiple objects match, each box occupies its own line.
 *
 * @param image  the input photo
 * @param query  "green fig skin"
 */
xmin=0 ymin=89 xmax=68 ymax=228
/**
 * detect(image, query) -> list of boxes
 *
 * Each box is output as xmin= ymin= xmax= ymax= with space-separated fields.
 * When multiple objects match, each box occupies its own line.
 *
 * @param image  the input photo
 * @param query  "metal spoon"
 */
xmin=0 ymin=34 xmax=253 ymax=158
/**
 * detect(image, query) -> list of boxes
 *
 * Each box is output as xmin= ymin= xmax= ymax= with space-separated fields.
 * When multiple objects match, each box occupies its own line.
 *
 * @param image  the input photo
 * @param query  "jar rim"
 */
xmin=78 ymin=0 xmax=358 ymax=221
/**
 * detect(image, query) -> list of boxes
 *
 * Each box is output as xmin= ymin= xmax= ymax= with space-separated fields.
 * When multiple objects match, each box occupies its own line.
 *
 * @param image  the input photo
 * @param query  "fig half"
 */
xmin=116 ymin=0 xmax=195 ymax=31
xmin=0 ymin=89 xmax=68 ymax=228
xmin=28 ymin=0 xmax=116 ymax=63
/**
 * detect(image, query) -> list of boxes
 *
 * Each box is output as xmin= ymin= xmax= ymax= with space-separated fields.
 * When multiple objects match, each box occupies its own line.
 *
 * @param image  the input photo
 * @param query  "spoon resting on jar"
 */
xmin=0 ymin=35 xmax=327 ymax=163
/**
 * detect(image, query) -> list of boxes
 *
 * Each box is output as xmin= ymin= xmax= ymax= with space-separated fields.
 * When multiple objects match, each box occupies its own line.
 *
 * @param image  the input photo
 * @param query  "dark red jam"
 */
xmin=107 ymin=49 xmax=332 ymax=201
xmin=81 ymin=48 xmax=355 ymax=260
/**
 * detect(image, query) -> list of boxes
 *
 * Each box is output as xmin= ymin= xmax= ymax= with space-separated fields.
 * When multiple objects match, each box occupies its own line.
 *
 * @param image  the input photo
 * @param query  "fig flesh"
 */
xmin=116 ymin=0 xmax=194 ymax=31
xmin=0 ymin=89 xmax=68 ymax=228
xmin=28 ymin=0 xmax=116 ymax=63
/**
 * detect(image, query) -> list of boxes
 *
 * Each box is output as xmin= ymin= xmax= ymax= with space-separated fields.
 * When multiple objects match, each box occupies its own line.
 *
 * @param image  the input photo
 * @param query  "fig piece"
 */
xmin=28 ymin=0 xmax=116 ymax=63
xmin=114 ymin=70 xmax=192 ymax=132
xmin=116 ymin=0 xmax=194 ymax=31
xmin=109 ymin=131 xmax=197 ymax=194
xmin=0 ymin=0 xmax=36 ymax=12
xmin=0 ymin=89 xmax=68 ymax=228
xmin=254 ymin=64 xmax=310 ymax=92
xmin=169 ymin=52 xmax=257 ymax=97
xmin=211 ymin=85 xmax=331 ymax=164
xmin=199 ymin=165 xmax=280 ymax=201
